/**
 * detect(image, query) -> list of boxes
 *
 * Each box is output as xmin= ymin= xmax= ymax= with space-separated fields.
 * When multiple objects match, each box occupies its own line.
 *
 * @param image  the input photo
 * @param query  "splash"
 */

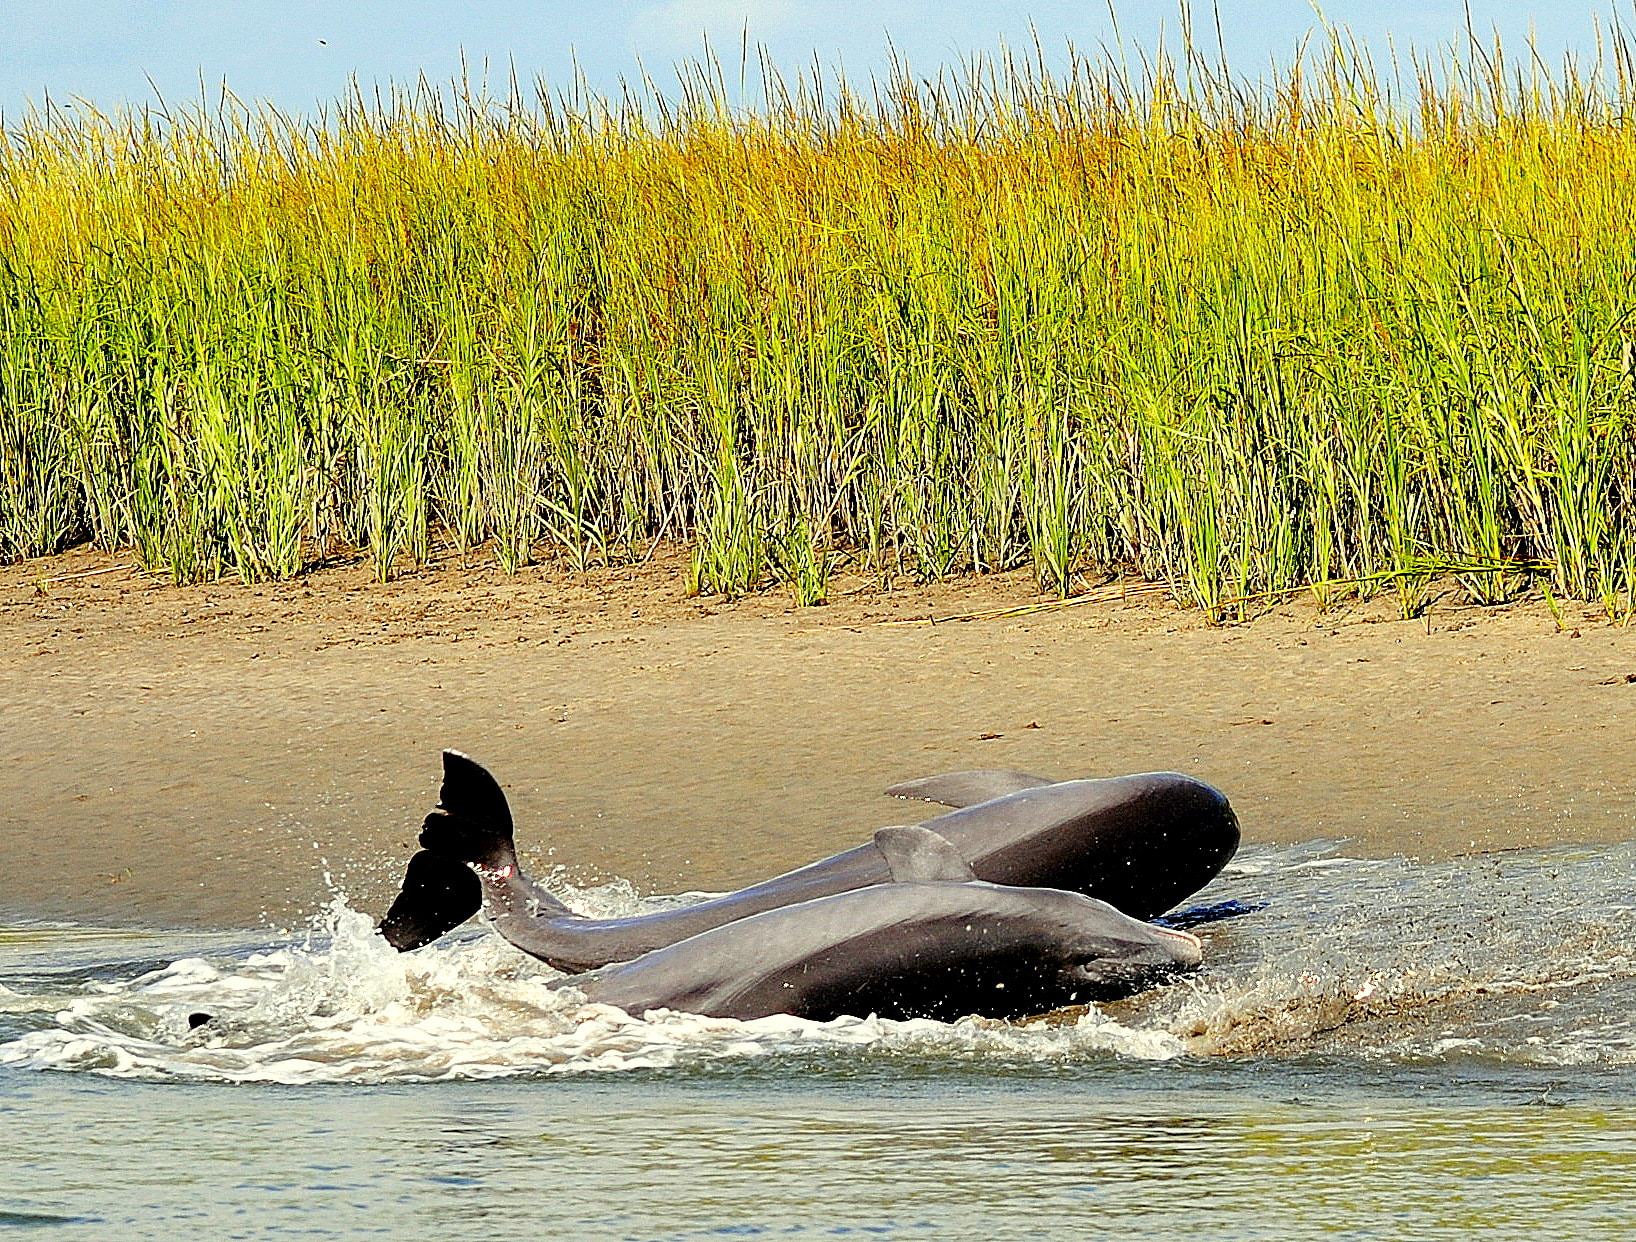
xmin=4 ymin=843 xmax=1634 ymax=1083
xmin=1152 ymin=844 xmax=1636 ymax=1063
xmin=0 ymin=898 xmax=1181 ymax=1083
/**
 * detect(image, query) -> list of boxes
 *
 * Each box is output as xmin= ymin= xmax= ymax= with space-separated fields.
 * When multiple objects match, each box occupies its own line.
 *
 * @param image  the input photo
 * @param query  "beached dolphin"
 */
xmin=379 ymin=751 xmax=1239 ymax=970
xmin=555 ymin=824 xmax=1204 ymax=1022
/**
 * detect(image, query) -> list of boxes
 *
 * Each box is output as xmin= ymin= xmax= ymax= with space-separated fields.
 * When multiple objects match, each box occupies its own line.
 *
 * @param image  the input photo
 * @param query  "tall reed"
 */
xmin=3 ymin=29 xmax=1635 ymax=618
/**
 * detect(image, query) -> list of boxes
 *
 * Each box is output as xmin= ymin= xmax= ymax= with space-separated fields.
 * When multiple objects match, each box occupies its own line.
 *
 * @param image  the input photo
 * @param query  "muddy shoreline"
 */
xmin=3 ymin=546 xmax=1633 ymax=930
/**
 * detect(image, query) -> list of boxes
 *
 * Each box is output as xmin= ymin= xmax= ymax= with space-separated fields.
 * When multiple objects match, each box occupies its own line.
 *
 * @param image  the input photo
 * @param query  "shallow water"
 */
xmin=3 ymin=843 xmax=1635 ymax=1236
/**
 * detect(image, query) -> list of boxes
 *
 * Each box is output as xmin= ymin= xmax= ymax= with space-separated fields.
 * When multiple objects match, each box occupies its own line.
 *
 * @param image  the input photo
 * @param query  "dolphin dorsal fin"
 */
xmin=872 ymin=825 xmax=977 ymax=884
xmin=883 ymin=770 xmax=1056 ymax=808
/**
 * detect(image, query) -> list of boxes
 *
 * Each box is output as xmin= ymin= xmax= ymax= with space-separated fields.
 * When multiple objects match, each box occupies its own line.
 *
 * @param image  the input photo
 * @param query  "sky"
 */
xmin=1 ymin=1 xmax=1630 ymax=120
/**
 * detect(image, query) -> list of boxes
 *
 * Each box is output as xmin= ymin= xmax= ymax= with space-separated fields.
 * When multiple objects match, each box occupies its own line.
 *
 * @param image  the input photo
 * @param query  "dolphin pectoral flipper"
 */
xmin=872 ymin=825 xmax=978 ymax=883
xmin=378 ymin=849 xmax=483 ymax=951
xmin=884 ymin=770 xmax=1056 ymax=808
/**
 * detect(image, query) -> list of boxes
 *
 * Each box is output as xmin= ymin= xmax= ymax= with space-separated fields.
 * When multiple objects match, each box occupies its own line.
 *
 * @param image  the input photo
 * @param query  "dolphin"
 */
xmin=555 ymin=824 xmax=1204 ymax=1022
xmin=379 ymin=751 xmax=1239 ymax=971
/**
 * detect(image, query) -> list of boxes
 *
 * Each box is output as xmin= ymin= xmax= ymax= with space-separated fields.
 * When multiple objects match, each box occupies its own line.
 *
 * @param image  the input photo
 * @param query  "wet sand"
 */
xmin=3 ymin=546 xmax=1633 ymax=929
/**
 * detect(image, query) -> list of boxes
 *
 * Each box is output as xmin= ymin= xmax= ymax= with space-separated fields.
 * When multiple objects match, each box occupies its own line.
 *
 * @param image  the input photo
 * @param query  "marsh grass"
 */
xmin=3 ymin=27 xmax=1636 ymax=616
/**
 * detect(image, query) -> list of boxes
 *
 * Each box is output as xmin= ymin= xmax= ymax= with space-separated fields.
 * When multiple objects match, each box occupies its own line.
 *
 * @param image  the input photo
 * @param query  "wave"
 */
xmin=2 ymin=842 xmax=1632 ymax=1083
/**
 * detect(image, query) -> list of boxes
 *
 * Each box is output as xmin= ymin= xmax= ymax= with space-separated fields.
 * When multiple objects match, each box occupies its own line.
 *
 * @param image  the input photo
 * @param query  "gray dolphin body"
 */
xmin=558 ymin=825 xmax=1204 ymax=1022
xmin=379 ymin=752 xmax=1239 ymax=972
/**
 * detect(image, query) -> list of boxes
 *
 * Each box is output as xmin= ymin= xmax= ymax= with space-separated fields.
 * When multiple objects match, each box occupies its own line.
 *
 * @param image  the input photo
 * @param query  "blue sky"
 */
xmin=0 ymin=2 xmax=1628 ymax=119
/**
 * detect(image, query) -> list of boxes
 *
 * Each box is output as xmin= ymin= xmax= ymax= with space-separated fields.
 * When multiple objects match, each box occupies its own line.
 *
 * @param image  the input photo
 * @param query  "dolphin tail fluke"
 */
xmin=417 ymin=750 xmax=520 ymax=871
xmin=378 ymin=849 xmax=483 ymax=951
xmin=884 ymin=769 xmax=1056 ymax=808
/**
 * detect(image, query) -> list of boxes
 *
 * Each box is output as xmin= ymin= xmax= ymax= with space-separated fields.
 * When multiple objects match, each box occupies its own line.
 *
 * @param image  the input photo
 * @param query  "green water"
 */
xmin=3 ymin=1069 xmax=1632 ymax=1239
xmin=3 ymin=843 xmax=1633 ymax=1237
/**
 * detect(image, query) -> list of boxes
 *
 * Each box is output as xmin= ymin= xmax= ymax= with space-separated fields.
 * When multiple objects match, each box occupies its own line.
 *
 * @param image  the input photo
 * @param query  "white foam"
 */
xmin=9 ymin=842 xmax=1635 ymax=1080
xmin=0 ymin=901 xmax=1181 ymax=1083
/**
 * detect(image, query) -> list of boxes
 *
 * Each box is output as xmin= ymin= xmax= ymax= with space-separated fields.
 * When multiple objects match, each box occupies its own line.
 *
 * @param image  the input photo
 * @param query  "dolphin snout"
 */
xmin=1068 ymin=922 xmax=1204 ymax=996
xmin=1156 ymin=926 xmax=1203 ymax=969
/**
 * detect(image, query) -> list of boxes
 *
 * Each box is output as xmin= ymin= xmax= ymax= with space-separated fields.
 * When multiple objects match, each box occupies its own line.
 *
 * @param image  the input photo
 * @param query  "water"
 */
xmin=4 ymin=844 xmax=1635 ymax=1237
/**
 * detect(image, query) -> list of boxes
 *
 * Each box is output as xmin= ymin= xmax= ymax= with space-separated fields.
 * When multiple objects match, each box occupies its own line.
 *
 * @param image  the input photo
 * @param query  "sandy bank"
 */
xmin=2 ymin=547 xmax=1633 ymax=930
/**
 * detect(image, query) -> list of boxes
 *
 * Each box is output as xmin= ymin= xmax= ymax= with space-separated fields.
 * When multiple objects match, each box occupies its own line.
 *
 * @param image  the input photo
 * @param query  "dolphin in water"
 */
xmin=379 ymin=751 xmax=1239 ymax=972
xmin=556 ymin=824 xmax=1204 ymax=1022
xmin=183 ymin=822 xmax=1201 ymax=1033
